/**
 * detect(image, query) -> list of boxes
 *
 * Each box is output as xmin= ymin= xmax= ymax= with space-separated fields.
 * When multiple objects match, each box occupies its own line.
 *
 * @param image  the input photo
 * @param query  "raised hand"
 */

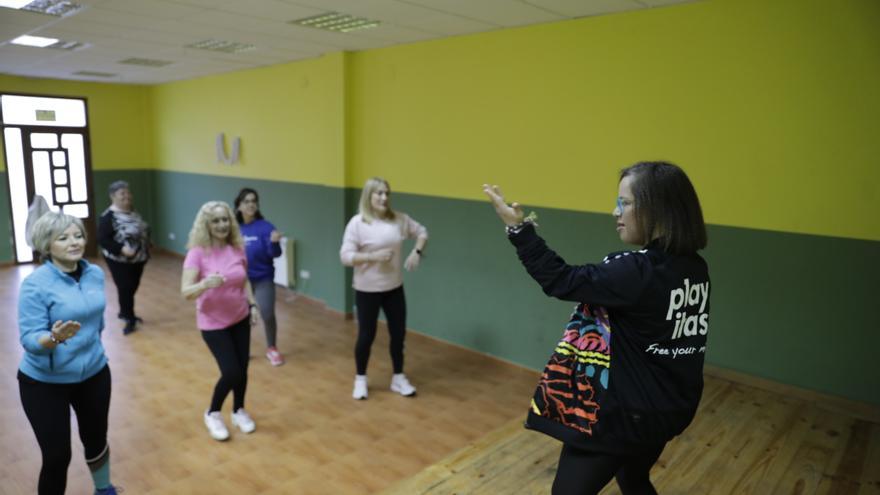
xmin=482 ymin=184 xmax=524 ymax=226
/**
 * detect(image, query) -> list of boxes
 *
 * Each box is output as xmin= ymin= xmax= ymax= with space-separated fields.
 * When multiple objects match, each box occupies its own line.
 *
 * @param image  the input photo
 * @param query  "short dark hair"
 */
xmin=234 ymin=187 xmax=263 ymax=224
xmin=620 ymin=161 xmax=707 ymax=254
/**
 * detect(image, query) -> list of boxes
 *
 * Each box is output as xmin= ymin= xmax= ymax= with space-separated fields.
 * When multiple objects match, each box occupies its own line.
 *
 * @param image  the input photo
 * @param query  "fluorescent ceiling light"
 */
xmin=289 ymin=12 xmax=380 ymax=33
xmin=0 ymin=0 xmax=32 ymax=8
xmin=11 ymin=35 xmax=59 ymax=47
xmin=185 ymin=39 xmax=255 ymax=54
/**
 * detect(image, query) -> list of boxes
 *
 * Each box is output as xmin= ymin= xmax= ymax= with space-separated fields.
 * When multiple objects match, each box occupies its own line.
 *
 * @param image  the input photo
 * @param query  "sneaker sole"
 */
xmin=390 ymin=386 xmax=417 ymax=397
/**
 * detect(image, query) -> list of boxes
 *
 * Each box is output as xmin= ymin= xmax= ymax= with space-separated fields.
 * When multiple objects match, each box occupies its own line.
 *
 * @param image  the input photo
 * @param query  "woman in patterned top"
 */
xmin=484 ymin=161 xmax=710 ymax=495
xmin=97 ymin=180 xmax=150 ymax=336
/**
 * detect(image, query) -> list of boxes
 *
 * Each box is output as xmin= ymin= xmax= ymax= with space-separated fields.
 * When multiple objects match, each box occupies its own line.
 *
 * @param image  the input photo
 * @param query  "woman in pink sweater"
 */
xmin=340 ymin=178 xmax=428 ymax=400
xmin=181 ymin=201 xmax=259 ymax=441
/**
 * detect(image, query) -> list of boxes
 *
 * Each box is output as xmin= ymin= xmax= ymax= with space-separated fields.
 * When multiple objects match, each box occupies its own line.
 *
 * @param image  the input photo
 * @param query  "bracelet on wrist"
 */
xmin=506 ymin=211 xmax=539 ymax=236
xmin=415 ymin=248 xmax=423 ymax=256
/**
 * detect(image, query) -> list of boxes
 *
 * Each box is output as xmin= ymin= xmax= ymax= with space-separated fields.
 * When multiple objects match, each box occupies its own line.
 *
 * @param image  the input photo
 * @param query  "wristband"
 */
xmin=506 ymin=211 xmax=539 ymax=236
xmin=415 ymin=249 xmax=423 ymax=256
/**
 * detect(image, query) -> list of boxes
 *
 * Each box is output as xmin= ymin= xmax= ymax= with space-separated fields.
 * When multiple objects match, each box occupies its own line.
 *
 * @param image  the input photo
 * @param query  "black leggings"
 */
xmin=552 ymin=443 xmax=665 ymax=495
xmin=355 ymin=286 xmax=407 ymax=375
xmin=202 ymin=317 xmax=251 ymax=412
xmin=105 ymin=259 xmax=146 ymax=320
xmin=18 ymin=365 xmax=112 ymax=495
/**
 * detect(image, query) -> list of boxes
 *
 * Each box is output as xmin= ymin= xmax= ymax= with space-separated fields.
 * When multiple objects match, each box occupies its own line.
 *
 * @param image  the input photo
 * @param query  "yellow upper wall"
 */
xmin=0 ymin=74 xmax=153 ymax=171
xmin=347 ymin=0 xmax=880 ymax=241
xmin=150 ymin=52 xmax=346 ymax=187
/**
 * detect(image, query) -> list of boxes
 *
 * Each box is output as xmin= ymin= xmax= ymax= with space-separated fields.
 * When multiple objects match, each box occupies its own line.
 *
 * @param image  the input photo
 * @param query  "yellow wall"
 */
xmin=347 ymin=0 xmax=880 ymax=241
xmin=150 ymin=52 xmax=346 ymax=187
xmin=0 ymin=74 xmax=153 ymax=170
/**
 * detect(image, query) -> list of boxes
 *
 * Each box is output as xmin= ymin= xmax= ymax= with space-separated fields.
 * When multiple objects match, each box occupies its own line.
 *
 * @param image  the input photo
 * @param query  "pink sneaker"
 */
xmin=266 ymin=347 xmax=284 ymax=366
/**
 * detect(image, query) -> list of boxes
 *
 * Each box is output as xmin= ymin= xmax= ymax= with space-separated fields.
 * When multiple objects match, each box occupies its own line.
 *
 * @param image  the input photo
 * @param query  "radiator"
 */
xmin=272 ymin=237 xmax=295 ymax=288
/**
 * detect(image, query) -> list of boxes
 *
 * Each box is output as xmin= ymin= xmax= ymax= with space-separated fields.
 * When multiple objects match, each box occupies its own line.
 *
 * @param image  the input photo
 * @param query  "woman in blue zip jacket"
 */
xmin=17 ymin=212 xmax=119 ymax=495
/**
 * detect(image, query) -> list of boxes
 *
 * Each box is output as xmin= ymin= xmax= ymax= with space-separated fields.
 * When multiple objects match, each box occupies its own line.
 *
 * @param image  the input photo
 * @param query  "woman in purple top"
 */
xmin=234 ymin=188 xmax=285 ymax=366
xmin=181 ymin=201 xmax=260 ymax=441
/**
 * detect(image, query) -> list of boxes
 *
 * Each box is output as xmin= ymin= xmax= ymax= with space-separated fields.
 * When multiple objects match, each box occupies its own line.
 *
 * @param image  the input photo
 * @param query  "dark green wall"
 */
xmin=3 ymin=170 xmax=878 ymax=406
xmin=0 ymin=171 xmax=10 ymax=262
xmin=387 ymin=191 xmax=880 ymax=406
xmin=148 ymin=171 xmax=349 ymax=311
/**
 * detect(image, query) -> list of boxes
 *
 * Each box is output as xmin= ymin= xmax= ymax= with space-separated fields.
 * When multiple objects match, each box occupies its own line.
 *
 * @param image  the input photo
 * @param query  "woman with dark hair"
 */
xmin=98 ymin=180 xmax=150 ymax=336
xmin=484 ymin=161 xmax=710 ymax=495
xmin=18 ymin=212 xmax=119 ymax=494
xmin=234 ymin=188 xmax=285 ymax=366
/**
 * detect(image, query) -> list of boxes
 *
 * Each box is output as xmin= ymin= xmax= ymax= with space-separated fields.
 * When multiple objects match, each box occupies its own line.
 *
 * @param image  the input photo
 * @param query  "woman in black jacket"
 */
xmin=484 ymin=161 xmax=710 ymax=495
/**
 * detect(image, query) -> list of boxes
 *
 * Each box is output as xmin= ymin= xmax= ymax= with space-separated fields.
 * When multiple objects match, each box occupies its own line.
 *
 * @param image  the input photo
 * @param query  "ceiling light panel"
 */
xmin=10 ymin=34 xmax=58 ymax=47
xmin=185 ymin=39 xmax=256 ymax=54
xmin=21 ymin=0 xmax=84 ymax=17
xmin=289 ymin=12 xmax=381 ymax=33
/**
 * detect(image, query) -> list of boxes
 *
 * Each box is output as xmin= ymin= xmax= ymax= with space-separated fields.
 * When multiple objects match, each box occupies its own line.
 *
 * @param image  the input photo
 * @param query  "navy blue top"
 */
xmin=240 ymin=218 xmax=282 ymax=282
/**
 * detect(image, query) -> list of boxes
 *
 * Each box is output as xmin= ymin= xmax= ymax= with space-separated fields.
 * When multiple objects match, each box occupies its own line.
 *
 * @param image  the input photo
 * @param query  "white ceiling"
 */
xmin=0 ymin=0 xmax=696 ymax=84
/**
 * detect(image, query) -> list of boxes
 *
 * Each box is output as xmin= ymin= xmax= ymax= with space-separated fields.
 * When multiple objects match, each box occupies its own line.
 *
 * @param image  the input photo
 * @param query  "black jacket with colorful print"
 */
xmin=509 ymin=224 xmax=710 ymax=453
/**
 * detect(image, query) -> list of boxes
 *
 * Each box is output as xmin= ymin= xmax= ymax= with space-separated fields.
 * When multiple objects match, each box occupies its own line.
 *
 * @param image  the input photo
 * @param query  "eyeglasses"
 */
xmin=616 ymin=197 xmax=633 ymax=212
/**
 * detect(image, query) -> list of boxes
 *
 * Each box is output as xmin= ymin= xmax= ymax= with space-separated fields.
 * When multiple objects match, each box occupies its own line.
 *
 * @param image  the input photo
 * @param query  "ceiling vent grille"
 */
xmin=117 ymin=57 xmax=173 ymax=67
xmin=288 ymin=12 xmax=380 ymax=33
xmin=73 ymin=70 xmax=116 ymax=78
xmin=185 ymin=39 xmax=255 ymax=54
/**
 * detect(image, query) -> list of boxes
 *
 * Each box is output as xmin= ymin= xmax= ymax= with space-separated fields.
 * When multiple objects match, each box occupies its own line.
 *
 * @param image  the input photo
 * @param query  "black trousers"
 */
xmin=201 ymin=317 xmax=251 ymax=412
xmin=354 ymin=286 xmax=407 ymax=375
xmin=551 ymin=443 xmax=665 ymax=495
xmin=105 ymin=259 xmax=146 ymax=320
xmin=18 ymin=365 xmax=112 ymax=495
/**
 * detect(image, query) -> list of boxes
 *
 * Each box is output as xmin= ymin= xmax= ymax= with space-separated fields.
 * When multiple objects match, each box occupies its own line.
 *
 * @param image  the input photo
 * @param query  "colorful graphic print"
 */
xmin=530 ymin=303 xmax=612 ymax=435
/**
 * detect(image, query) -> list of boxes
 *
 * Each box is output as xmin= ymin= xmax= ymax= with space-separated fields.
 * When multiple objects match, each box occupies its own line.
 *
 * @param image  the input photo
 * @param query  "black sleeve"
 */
xmin=509 ymin=223 xmax=651 ymax=307
xmin=97 ymin=211 xmax=123 ymax=255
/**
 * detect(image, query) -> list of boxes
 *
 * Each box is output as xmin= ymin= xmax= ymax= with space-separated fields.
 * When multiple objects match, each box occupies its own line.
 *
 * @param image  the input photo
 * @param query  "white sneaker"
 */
xmin=352 ymin=375 xmax=368 ymax=400
xmin=390 ymin=373 xmax=417 ymax=397
xmin=230 ymin=408 xmax=256 ymax=434
xmin=204 ymin=410 xmax=229 ymax=441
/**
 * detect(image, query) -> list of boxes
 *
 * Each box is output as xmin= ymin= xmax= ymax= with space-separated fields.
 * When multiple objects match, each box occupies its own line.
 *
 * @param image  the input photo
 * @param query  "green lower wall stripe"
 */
xmin=2 ymin=171 xmax=877 ymax=406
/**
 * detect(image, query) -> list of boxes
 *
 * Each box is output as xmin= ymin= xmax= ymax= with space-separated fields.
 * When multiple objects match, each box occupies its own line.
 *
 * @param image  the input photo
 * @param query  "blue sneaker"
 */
xmin=95 ymin=485 xmax=121 ymax=495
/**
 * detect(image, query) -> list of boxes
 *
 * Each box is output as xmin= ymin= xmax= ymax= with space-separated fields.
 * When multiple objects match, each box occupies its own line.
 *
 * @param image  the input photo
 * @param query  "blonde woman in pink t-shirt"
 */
xmin=181 ymin=201 xmax=259 ymax=441
xmin=340 ymin=177 xmax=428 ymax=400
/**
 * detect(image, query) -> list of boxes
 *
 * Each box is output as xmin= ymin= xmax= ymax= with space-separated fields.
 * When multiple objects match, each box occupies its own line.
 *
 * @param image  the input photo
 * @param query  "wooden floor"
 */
xmin=381 ymin=376 xmax=880 ymax=495
xmin=0 ymin=253 xmax=539 ymax=494
xmin=2 ymin=253 xmax=879 ymax=494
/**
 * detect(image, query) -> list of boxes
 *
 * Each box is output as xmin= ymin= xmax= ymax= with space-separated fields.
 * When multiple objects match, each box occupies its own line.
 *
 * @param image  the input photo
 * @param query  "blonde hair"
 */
xmin=186 ymin=201 xmax=243 ymax=249
xmin=358 ymin=177 xmax=396 ymax=223
xmin=30 ymin=211 xmax=86 ymax=261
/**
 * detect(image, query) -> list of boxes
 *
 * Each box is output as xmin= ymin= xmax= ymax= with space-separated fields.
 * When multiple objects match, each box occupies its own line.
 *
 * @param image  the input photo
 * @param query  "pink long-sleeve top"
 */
xmin=340 ymin=213 xmax=427 ymax=292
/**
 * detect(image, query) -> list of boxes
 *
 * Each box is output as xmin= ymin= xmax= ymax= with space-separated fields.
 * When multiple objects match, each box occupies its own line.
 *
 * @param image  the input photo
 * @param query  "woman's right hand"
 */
xmin=482 ymin=184 xmax=525 ymax=226
xmin=369 ymin=248 xmax=393 ymax=263
xmin=202 ymin=273 xmax=225 ymax=289
xmin=52 ymin=320 xmax=81 ymax=343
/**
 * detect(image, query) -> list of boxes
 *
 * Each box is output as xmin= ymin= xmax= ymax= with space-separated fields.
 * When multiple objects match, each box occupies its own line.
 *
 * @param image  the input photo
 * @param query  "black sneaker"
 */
xmin=122 ymin=320 xmax=137 ymax=336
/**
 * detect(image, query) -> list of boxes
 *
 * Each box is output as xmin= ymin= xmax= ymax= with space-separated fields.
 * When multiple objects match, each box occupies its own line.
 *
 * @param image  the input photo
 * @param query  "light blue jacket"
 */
xmin=18 ymin=259 xmax=108 ymax=383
